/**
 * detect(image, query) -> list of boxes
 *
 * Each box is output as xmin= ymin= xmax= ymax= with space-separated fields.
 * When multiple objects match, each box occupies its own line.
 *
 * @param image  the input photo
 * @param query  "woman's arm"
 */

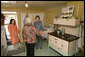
xmin=32 ymin=26 xmax=42 ymax=36
xmin=32 ymin=26 xmax=52 ymax=36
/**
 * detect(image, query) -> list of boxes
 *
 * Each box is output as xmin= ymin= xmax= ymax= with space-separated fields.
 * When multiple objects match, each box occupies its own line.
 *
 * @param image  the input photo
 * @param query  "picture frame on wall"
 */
xmin=61 ymin=5 xmax=74 ymax=18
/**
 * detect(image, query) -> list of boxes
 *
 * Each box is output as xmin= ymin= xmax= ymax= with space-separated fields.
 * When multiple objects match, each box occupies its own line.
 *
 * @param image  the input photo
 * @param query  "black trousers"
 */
xmin=26 ymin=43 xmax=35 ymax=56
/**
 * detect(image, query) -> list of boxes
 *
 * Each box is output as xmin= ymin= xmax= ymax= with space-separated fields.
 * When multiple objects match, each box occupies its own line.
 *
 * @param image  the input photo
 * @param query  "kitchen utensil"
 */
xmin=62 ymin=28 xmax=65 ymax=36
xmin=56 ymin=29 xmax=62 ymax=36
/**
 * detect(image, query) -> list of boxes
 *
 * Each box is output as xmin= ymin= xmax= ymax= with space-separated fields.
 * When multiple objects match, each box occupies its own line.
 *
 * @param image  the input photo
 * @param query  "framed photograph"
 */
xmin=61 ymin=5 xmax=74 ymax=18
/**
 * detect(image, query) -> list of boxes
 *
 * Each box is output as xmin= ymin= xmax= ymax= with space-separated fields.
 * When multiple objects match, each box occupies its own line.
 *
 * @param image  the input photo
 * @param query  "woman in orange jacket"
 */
xmin=8 ymin=19 xmax=20 ymax=50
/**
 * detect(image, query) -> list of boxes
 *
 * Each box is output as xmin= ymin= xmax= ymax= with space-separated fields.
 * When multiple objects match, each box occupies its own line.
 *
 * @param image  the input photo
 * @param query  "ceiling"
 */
xmin=1 ymin=1 xmax=68 ymax=8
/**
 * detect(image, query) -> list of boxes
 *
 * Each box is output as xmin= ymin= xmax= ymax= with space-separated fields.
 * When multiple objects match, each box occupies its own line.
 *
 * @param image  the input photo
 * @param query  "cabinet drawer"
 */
xmin=49 ymin=35 xmax=58 ymax=39
xmin=54 ymin=39 xmax=69 ymax=54
xmin=49 ymin=35 xmax=58 ymax=42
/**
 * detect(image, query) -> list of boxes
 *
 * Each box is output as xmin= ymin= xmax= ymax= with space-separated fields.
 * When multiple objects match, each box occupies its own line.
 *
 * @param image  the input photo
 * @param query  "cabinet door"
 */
xmin=60 ymin=40 xmax=68 ymax=54
xmin=69 ymin=40 xmax=76 ymax=54
xmin=49 ymin=35 xmax=55 ymax=45
xmin=54 ymin=38 xmax=62 ymax=50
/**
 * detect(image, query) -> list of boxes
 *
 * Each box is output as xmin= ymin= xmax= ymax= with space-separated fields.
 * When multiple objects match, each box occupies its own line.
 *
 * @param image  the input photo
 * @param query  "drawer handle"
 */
xmin=55 ymin=41 xmax=57 ymax=43
xmin=61 ymin=45 xmax=63 ymax=47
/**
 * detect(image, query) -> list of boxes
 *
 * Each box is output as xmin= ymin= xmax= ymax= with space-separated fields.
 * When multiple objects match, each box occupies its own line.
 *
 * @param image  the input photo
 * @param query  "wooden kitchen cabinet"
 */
xmin=68 ymin=40 xmax=76 ymax=55
xmin=54 ymin=38 xmax=62 ymax=49
xmin=59 ymin=39 xmax=68 ymax=54
xmin=49 ymin=35 xmax=55 ymax=45
xmin=54 ymin=18 xmax=80 ymax=26
xmin=48 ymin=35 xmax=77 ymax=56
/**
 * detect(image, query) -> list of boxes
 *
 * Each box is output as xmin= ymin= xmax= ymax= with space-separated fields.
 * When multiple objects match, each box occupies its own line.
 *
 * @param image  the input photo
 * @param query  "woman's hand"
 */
xmin=40 ymin=31 xmax=44 ymax=36
xmin=40 ymin=30 xmax=52 ymax=36
xmin=43 ymin=30 xmax=52 ymax=34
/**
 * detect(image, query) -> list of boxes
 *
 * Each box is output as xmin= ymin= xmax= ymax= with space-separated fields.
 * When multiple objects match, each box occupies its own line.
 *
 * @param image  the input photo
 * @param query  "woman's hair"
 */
xmin=10 ymin=19 xmax=16 ymax=25
xmin=1 ymin=13 xmax=5 ymax=26
xmin=35 ymin=15 xmax=40 ymax=19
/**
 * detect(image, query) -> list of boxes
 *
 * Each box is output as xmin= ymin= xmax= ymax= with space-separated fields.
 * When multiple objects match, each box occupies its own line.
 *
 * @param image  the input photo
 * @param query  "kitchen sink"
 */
xmin=48 ymin=32 xmax=79 ymax=42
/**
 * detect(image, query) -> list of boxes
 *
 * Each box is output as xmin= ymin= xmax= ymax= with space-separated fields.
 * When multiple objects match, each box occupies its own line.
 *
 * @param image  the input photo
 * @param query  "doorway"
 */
xmin=2 ymin=11 xmax=18 ymax=45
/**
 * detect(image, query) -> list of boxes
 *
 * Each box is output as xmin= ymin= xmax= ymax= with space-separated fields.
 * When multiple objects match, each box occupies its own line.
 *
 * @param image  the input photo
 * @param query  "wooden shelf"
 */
xmin=54 ymin=18 xmax=80 ymax=26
